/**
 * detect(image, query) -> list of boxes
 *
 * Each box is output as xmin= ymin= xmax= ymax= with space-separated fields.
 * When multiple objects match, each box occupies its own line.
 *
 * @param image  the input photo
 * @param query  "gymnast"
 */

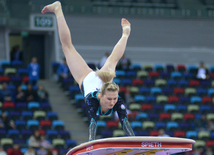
xmin=41 ymin=1 xmax=135 ymax=141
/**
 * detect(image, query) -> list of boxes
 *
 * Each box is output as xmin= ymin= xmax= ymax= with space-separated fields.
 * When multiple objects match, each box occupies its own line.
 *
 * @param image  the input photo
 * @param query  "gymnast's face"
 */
xmin=100 ymin=90 xmax=118 ymax=109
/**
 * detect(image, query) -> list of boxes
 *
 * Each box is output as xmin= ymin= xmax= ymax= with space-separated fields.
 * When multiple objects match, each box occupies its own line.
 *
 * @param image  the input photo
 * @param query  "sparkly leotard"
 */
xmin=81 ymin=71 xmax=135 ymax=141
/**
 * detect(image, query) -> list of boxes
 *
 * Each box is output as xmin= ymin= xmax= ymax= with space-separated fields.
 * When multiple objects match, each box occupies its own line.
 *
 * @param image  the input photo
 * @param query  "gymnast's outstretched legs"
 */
xmin=41 ymin=1 xmax=92 ymax=86
xmin=100 ymin=18 xmax=131 ymax=73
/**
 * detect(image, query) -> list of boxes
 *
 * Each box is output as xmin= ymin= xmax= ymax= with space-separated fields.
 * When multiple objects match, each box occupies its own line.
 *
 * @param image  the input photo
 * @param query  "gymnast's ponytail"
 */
xmin=96 ymin=69 xmax=119 ymax=95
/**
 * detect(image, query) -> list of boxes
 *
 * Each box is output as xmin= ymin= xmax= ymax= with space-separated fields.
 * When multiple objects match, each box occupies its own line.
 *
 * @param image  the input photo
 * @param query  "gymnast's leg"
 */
xmin=100 ymin=18 xmax=131 ymax=73
xmin=41 ymin=1 xmax=92 ymax=86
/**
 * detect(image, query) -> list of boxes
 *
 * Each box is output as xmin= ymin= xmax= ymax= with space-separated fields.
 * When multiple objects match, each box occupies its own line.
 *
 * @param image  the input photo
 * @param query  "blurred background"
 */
xmin=0 ymin=0 xmax=214 ymax=155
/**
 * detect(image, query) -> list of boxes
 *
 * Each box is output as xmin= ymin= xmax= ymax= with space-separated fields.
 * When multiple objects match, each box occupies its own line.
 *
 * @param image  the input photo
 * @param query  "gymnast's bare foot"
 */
xmin=41 ymin=1 xmax=62 ymax=17
xmin=121 ymin=18 xmax=131 ymax=37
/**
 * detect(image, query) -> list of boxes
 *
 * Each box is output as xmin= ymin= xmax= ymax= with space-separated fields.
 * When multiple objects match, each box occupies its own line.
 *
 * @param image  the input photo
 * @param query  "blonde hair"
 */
xmin=96 ymin=69 xmax=119 ymax=95
xmin=100 ymin=82 xmax=119 ymax=95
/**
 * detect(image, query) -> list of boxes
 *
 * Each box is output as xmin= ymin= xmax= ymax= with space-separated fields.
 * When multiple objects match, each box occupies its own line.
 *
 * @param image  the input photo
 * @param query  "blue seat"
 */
xmin=66 ymin=139 xmax=77 ymax=148
xmin=52 ymin=120 xmax=65 ymax=131
xmin=167 ymin=80 xmax=177 ymax=88
xmin=153 ymin=105 xmax=164 ymax=113
xmin=188 ymin=65 xmax=198 ymax=75
xmin=74 ymin=94 xmax=84 ymax=103
xmin=155 ymin=122 xmax=166 ymax=130
xmin=7 ymin=129 xmax=20 ymax=139
xmin=46 ymin=130 xmax=58 ymax=140
xmin=21 ymin=129 xmax=33 ymax=140
xmin=210 ymin=65 xmax=214 ymax=73
xmin=134 ymin=95 xmax=145 ymax=103
xmin=177 ymin=105 xmax=187 ymax=113
xmin=116 ymin=70 xmax=126 ymax=79
xmin=131 ymin=121 xmax=142 ymax=131
xmin=59 ymin=130 xmax=71 ymax=140
xmin=150 ymin=87 xmax=162 ymax=96
xmin=136 ymin=131 xmax=150 ymax=136
xmin=208 ymin=88 xmax=214 ymax=97
xmin=17 ymin=68 xmax=28 ymax=77
xmin=20 ymin=148 xmax=28 ymax=154
xmin=144 ymin=80 xmax=155 ymax=87
xmin=164 ymin=104 xmax=176 ymax=113
xmin=40 ymin=102 xmax=51 ymax=112
xmin=210 ymin=131 xmax=214 ymax=140
xmin=0 ymin=129 xmax=6 ymax=138
xmin=190 ymin=96 xmax=202 ymax=104
xmin=139 ymin=87 xmax=150 ymax=95
xmin=195 ymin=114 xmax=202 ymax=120
xmin=171 ymin=72 xmax=182 ymax=80
xmin=178 ymin=80 xmax=188 ymax=88
xmin=0 ymin=60 xmax=10 ymax=67
xmin=180 ymin=96 xmax=190 ymax=105
xmin=136 ymin=113 xmax=148 ymax=121
xmin=0 ymin=69 xmax=3 ymax=75
xmin=130 ymin=63 xmax=142 ymax=71
xmin=15 ymin=120 xmax=26 ymax=130
xmin=179 ymin=122 xmax=191 ymax=131
xmin=166 ymin=64 xmax=175 ymax=73
xmin=97 ymin=121 xmax=107 ymax=128
xmin=69 ymin=86 xmax=80 ymax=98
xmin=186 ymin=131 xmax=198 ymax=139
xmin=145 ymin=96 xmax=156 ymax=104
xmin=166 ymin=122 xmax=179 ymax=131
xmin=162 ymin=88 xmax=173 ymax=96
xmin=126 ymin=71 xmax=137 ymax=79
xmin=47 ymin=112 xmax=58 ymax=121
xmin=27 ymin=120 xmax=39 ymax=130
xmin=11 ymin=60 xmax=23 ymax=67
xmin=154 ymin=64 xmax=164 ymax=73
xmin=197 ymin=88 xmax=207 ymax=96
xmin=200 ymin=105 xmax=211 ymax=114
xmin=21 ymin=84 xmax=28 ymax=90
xmin=201 ymin=80 xmax=211 ymax=88
xmin=121 ymin=79 xmax=132 ymax=86
xmin=101 ymin=130 xmax=113 ymax=138
xmin=28 ymin=102 xmax=40 ymax=111
xmin=21 ymin=111 xmax=33 ymax=120
xmin=113 ymin=78 xmax=121 ymax=85
xmin=183 ymin=73 xmax=193 ymax=81
xmin=96 ymin=121 xmax=107 ymax=135
xmin=160 ymin=72 xmax=170 ymax=80
xmin=9 ymin=111 xmax=20 ymax=120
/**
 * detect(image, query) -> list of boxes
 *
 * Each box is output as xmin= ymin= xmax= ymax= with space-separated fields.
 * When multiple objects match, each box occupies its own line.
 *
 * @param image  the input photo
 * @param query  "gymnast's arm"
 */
xmin=116 ymin=97 xmax=135 ymax=136
xmin=85 ymin=97 xmax=99 ymax=141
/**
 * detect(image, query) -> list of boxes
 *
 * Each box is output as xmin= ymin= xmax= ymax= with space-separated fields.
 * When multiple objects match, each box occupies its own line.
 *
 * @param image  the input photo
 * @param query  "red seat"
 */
xmin=38 ymin=129 xmax=46 ymax=135
xmin=173 ymin=88 xmax=184 ymax=96
xmin=150 ymin=130 xmax=159 ymax=136
xmin=159 ymin=113 xmax=171 ymax=122
xmin=189 ymin=80 xmax=200 ymax=87
xmin=183 ymin=113 xmax=195 ymax=122
xmin=6 ymin=148 xmax=13 ymax=155
xmin=177 ymin=65 xmax=186 ymax=72
xmin=128 ymin=112 xmax=138 ymax=122
xmin=106 ymin=121 xmax=119 ymax=130
xmin=206 ymin=140 xmax=214 ymax=147
xmin=40 ymin=120 xmax=52 ymax=130
xmin=22 ymin=76 xmax=29 ymax=84
xmin=174 ymin=131 xmax=186 ymax=137
xmin=210 ymin=73 xmax=214 ymax=79
xmin=0 ymin=76 xmax=10 ymax=83
xmin=149 ymin=72 xmax=160 ymax=79
xmin=132 ymin=79 xmax=144 ymax=86
xmin=119 ymin=86 xmax=126 ymax=93
xmin=168 ymin=96 xmax=180 ymax=104
xmin=3 ymin=101 xmax=15 ymax=111
xmin=141 ymin=104 xmax=153 ymax=112
xmin=202 ymin=97 xmax=212 ymax=105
